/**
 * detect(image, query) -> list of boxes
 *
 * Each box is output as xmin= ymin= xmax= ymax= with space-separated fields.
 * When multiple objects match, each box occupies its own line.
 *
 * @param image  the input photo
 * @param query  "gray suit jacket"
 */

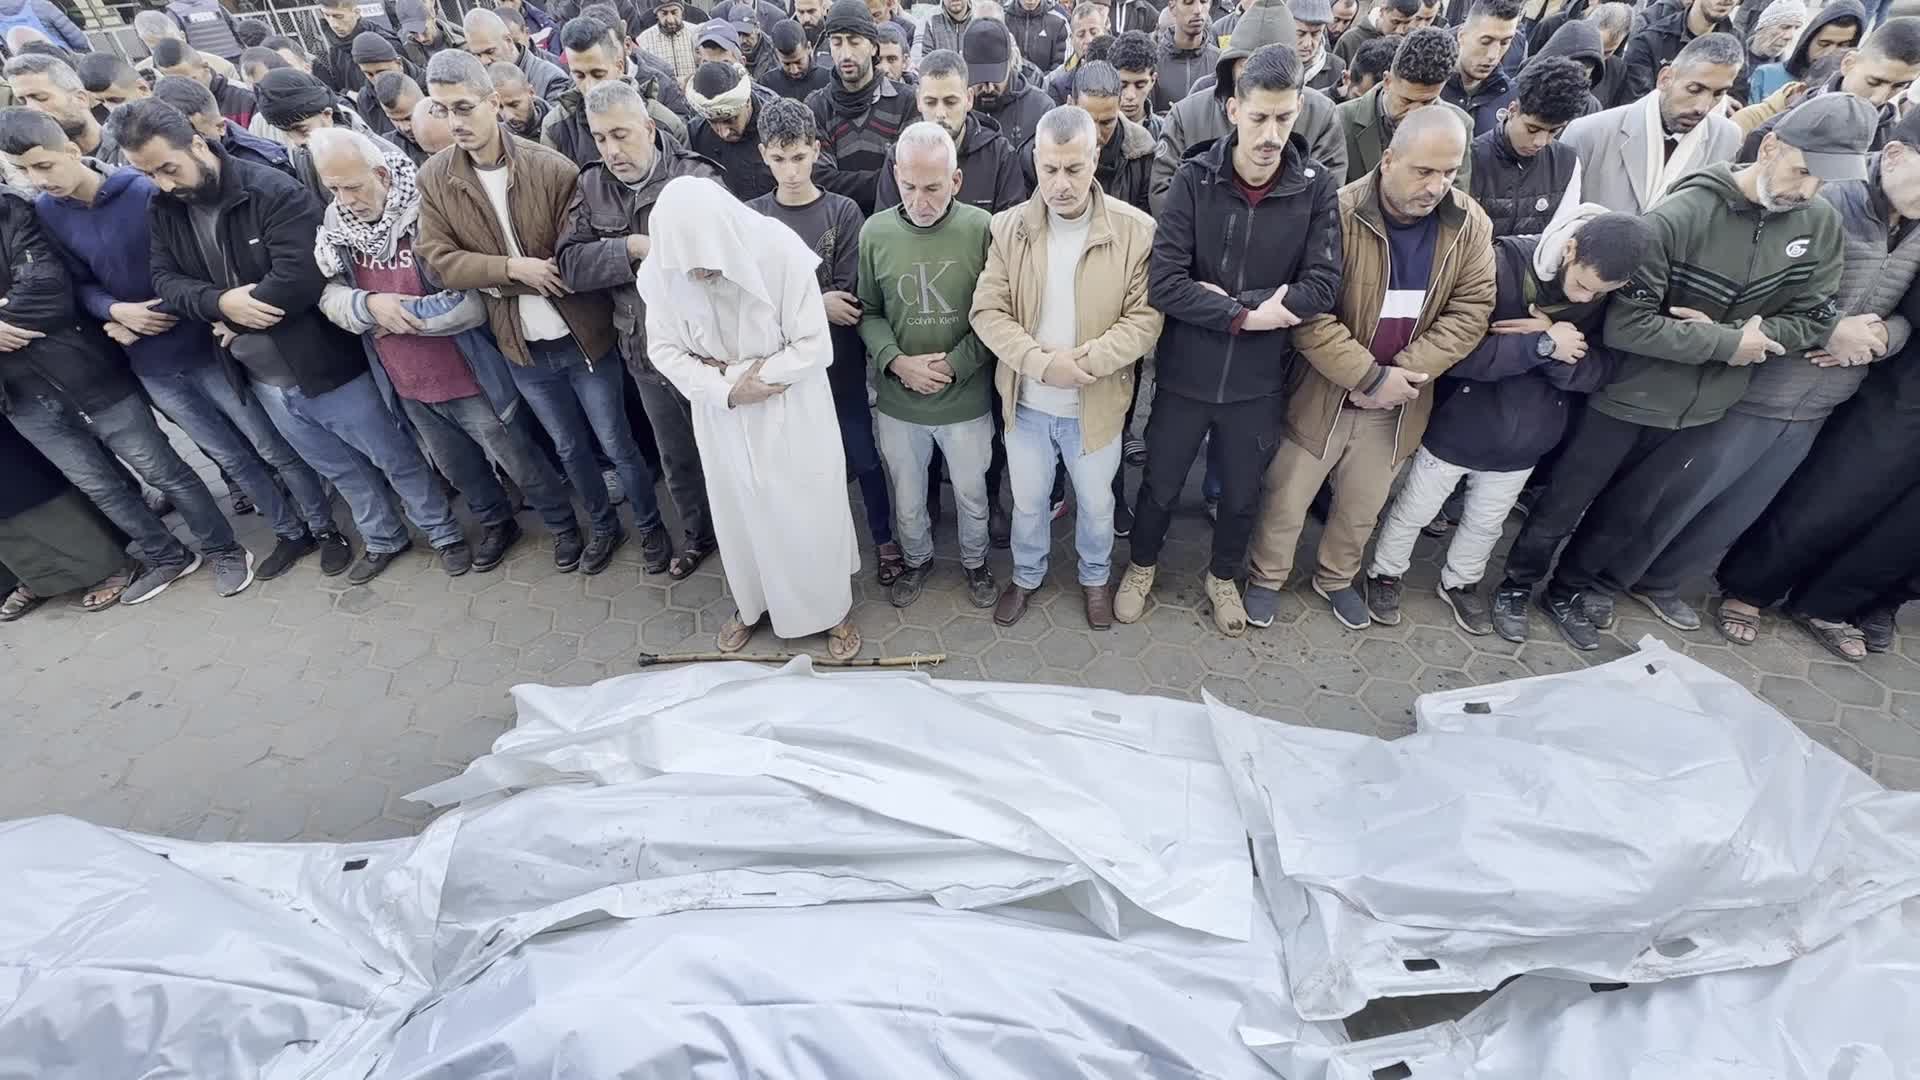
xmin=1560 ymin=100 xmax=1740 ymax=215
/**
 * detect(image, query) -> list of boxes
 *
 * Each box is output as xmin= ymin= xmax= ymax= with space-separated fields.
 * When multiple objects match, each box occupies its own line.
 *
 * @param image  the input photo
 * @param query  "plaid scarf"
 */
xmin=312 ymin=143 xmax=421 ymax=278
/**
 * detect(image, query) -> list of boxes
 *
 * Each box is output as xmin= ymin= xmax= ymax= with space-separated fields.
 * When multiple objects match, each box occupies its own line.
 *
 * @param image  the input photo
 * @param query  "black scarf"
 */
xmin=830 ymin=70 xmax=880 ymax=117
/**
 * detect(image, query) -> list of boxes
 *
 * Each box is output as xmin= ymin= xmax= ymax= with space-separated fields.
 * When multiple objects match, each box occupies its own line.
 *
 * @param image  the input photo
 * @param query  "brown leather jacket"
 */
xmin=415 ymin=126 xmax=615 ymax=365
xmin=1288 ymin=173 xmax=1497 ymax=464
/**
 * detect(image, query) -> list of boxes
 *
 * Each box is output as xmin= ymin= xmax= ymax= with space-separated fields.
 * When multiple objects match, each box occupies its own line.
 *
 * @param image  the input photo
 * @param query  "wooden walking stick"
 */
xmin=636 ymin=651 xmax=947 ymax=669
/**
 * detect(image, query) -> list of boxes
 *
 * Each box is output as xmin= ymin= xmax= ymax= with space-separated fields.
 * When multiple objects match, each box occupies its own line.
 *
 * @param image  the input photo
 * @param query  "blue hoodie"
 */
xmin=33 ymin=165 xmax=215 ymax=377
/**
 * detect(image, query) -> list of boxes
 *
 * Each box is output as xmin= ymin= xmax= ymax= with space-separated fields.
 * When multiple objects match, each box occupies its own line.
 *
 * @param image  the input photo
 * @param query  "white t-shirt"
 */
xmin=473 ymin=163 xmax=572 ymax=343
xmin=1019 ymin=205 xmax=1092 ymax=418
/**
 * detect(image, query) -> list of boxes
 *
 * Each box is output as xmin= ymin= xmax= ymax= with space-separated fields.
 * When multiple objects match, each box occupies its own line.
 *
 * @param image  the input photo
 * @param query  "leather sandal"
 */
xmin=80 ymin=566 xmax=134 ymax=613
xmin=669 ymin=539 xmax=717 ymax=580
xmin=1795 ymin=614 xmax=1867 ymax=662
xmin=875 ymin=541 xmax=907 ymax=586
xmin=0 ymin=586 xmax=42 ymax=622
xmin=826 ymin=618 xmax=862 ymax=661
xmin=716 ymin=611 xmax=759 ymax=653
xmin=1709 ymin=597 xmax=1760 ymax=646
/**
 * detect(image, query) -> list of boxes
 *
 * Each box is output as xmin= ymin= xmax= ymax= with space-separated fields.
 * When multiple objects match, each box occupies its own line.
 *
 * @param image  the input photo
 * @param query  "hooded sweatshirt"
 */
xmin=1746 ymin=0 xmax=1864 ymax=103
xmin=1535 ymin=20 xmax=1609 ymax=117
xmin=1620 ymin=0 xmax=1736 ymax=107
xmin=1597 ymin=162 xmax=1843 ymax=429
xmin=1151 ymin=24 xmax=1222 ymax=113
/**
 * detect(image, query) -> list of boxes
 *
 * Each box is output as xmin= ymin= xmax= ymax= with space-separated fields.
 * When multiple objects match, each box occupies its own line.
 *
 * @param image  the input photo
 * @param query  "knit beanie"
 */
xmin=823 ymin=0 xmax=880 ymax=42
xmin=254 ymin=68 xmax=338 ymax=128
xmin=1752 ymin=0 xmax=1808 ymax=33
xmin=351 ymin=30 xmax=400 ymax=64
xmin=1288 ymin=0 xmax=1334 ymax=25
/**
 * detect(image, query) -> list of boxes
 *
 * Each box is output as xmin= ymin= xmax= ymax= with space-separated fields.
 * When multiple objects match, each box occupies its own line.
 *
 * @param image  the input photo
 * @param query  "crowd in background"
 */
xmin=0 ymin=0 xmax=1916 ymax=667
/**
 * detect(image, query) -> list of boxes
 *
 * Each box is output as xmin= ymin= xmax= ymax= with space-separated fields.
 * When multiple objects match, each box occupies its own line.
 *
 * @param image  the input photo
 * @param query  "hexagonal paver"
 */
xmin=1759 ymin=675 xmax=1839 ymax=724
xmin=979 ymin=640 xmax=1043 ymax=681
xmin=1807 ymin=662 xmax=1888 ymax=709
xmin=1838 ymin=706 xmax=1920 ymax=757
xmin=1355 ymin=639 xmax=1417 ymax=677
xmin=1406 ymin=626 xmax=1474 ymax=670
xmin=1036 ymin=628 xmax=1097 ymax=671
xmin=1139 ymin=643 xmax=1202 ymax=691
xmin=639 ymin=610 xmax=698 ymax=650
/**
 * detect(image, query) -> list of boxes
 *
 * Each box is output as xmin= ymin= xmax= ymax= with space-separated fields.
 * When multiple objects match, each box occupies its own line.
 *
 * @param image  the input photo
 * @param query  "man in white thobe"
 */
xmin=636 ymin=176 xmax=864 ymax=658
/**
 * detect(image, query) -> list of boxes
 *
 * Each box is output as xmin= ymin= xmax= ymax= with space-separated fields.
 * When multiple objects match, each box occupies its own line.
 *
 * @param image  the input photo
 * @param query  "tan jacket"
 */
xmin=1288 ymin=173 xmax=1497 ymax=464
xmin=973 ymin=186 xmax=1164 ymax=454
xmin=416 ymin=127 xmax=615 ymax=365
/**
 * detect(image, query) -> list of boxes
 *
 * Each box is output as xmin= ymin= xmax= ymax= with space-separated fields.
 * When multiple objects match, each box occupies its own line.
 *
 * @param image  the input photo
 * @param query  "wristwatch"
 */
xmin=1534 ymin=334 xmax=1557 ymax=358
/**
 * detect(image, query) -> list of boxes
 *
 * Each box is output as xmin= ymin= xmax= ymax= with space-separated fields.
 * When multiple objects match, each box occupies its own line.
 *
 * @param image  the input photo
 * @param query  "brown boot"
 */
xmin=994 ymin=582 xmax=1035 ymax=626
xmin=1083 ymin=583 xmax=1114 ymax=630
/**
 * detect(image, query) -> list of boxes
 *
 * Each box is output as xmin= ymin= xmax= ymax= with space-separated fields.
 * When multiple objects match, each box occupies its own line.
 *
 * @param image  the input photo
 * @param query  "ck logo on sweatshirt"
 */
xmin=898 ymin=261 xmax=958 ymax=316
xmin=1785 ymin=237 xmax=1811 ymax=258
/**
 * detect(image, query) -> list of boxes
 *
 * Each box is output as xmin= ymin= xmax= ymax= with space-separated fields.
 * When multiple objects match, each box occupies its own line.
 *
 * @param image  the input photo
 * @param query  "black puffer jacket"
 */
xmin=1006 ymin=0 xmax=1069 ymax=72
xmin=147 ymin=146 xmax=364 ymax=400
xmin=1148 ymin=132 xmax=1343 ymax=404
xmin=0 ymin=189 xmax=138 ymax=416
xmin=1469 ymin=124 xmax=1579 ymax=238
xmin=553 ymin=134 xmax=722 ymax=377
xmin=1422 ymin=234 xmax=1618 ymax=472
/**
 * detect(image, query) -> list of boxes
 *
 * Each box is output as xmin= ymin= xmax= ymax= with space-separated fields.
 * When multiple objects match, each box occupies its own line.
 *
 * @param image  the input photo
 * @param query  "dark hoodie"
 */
xmin=976 ymin=68 xmax=1054 ymax=153
xmin=690 ymin=83 xmax=837 ymax=201
xmin=876 ymin=112 xmax=1028 ymax=213
xmin=318 ymin=15 xmax=407 ymax=97
xmin=1746 ymin=0 xmax=1864 ymax=103
xmin=1534 ymin=20 xmax=1609 ymax=117
xmin=1151 ymin=25 xmax=1222 ymax=113
xmin=1739 ymin=64 xmax=1899 ymax=162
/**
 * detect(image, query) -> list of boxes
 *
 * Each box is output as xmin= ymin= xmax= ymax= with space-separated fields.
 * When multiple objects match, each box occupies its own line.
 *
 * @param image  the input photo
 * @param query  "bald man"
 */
xmin=1246 ymin=105 xmax=1496 ymax=633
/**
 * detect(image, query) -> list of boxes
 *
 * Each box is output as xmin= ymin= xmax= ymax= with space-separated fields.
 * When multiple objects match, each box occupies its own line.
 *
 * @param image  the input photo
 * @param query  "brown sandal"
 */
xmin=826 ymin=618 xmax=862 ymax=661
xmin=669 ymin=540 xmax=716 ymax=580
xmin=79 ymin=567 xmax=134 ymax=613
xmin=0 ymin=586 xmax=42 ymax=622
xmin=716 ymin=611 xmax=758 ymax=653
xmin=875 ymin=541 xmax=907 ymax=587
xmin=1710 ymin=597 xmax=1761 ymax=646
xmin=1795 ymin=615 xmax=1868 ymax=662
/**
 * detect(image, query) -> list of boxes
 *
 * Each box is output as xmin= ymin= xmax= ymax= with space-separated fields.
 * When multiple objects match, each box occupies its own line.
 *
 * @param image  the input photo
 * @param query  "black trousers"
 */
xmin=1500 ymin=405 xmax=1687 ymax=595
xmin=1129 ymin=387 xmax=1282 ymax=580
xmin=1719 ymin=390 xmax=1920 ymax=615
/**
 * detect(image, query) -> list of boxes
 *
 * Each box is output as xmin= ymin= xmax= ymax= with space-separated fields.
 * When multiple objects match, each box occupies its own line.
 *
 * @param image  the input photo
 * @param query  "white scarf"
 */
xmin=1303 ymin=44 xmax=1327 ymax=85
xmin=1640 ymin=89 xmax=1715 ymax=207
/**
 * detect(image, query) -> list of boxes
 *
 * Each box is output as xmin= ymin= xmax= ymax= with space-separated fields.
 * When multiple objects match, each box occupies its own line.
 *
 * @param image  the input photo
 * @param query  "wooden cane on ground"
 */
xmin=636 ymin=652 xmax=947 ymax=669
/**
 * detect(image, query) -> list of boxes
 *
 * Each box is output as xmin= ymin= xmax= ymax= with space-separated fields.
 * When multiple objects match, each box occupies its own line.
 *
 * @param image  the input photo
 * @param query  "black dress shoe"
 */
xmin=348 ymin=541 xmax=413 ymax=585
xmin=474 ymin=520 xmax=522 ymax=572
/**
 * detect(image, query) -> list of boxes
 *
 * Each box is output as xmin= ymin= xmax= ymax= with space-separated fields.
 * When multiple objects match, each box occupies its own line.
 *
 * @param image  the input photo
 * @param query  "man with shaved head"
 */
xmin=464 ymin=7 xmax=570 ymax=101
xmin=1245 ymin=104 xmax=1495 ymax=634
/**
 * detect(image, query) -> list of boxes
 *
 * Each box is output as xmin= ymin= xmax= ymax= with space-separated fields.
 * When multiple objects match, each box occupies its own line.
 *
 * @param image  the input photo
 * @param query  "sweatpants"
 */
xmin=1129 ymin=388 xmax=1283 ymax=580
xmin=1247 ymin=406 xmax=1400 ymax=594
xmin=1719 ymin=389 xmax=1920 ymax=610
xmin=1500 ymin=404 xmax=1694 ymax=597
xmin=1632 ymin=412 xmax=1822 ymax=597
xmin=1369 ymin=446 xmax=1531 ymax=589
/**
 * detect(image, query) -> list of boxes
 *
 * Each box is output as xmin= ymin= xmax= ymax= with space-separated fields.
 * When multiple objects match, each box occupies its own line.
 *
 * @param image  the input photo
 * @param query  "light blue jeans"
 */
xmin=1005 ymin=403 xmax=1121 ymax=590
xmin=875 ymin=411 xmax=993 ymax=570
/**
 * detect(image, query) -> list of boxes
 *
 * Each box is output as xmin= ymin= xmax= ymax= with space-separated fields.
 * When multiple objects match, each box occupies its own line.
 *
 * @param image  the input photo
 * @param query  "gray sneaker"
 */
xmin=122 ymin=552 xmax=203 ymax=605
xmin=1314 ymin=580 xmax=1373 ymax=631
xmin=1363 ymin=574 xmax=1402 ymax=625
xmin=210 ymin=547 xmax=256 ymax=597
xmin=1438 ymin=582 xmax=1494 ymax=636
xmin=1243 ymin=583 xmax=1282 ymax=628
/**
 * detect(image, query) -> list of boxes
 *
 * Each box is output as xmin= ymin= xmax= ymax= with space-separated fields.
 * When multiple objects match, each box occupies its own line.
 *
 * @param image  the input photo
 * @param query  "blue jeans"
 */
xmin=874 ymin=411 xmax=993 ymax=569
xmin=1005 ymin=404 xmax=1121 ymax=590
xmin=510 ymin=338 xmax=661 ymax=537
xmin=252 ymin=374 xmax=464 ymax=554
xmin=139 ymin=364 xmax=335 ymax=541
xmin=9 ymin=390 xmax=237 ymax=565
xmin=401 ymin=394 xmax=579 ymax=535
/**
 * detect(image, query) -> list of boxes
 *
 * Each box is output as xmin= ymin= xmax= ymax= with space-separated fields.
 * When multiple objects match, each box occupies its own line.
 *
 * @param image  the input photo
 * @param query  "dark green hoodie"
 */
xmin=1598 ymin=162 xmax=1844 ymax=430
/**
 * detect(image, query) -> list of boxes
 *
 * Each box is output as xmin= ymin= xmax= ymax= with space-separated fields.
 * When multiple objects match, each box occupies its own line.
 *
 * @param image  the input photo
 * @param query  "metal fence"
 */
xmin=81 ymin=0 xmax=487 ymax=64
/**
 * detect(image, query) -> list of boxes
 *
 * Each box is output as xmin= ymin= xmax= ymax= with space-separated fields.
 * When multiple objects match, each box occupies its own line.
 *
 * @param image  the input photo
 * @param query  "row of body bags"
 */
xmin=3 ymin=639 xmax=1918 ymax=1078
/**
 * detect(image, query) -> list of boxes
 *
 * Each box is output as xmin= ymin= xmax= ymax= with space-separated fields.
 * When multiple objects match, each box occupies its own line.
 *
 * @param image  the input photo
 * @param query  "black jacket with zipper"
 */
xmin=1423 ymin=235 xmax=1617 ymax=472
xmin=1147 ymin=131 xmax=1343 ymax=404
xmin=147 ymin=145 xmax=364 ymax=400
xmin=0 ymin=188 xmax=138 ymax=416
xmin=1469 ymin=124 xmax=1578 ymax=238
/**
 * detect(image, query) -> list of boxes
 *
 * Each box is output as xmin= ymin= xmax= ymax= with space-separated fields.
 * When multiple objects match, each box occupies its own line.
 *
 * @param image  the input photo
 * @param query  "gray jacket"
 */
xmin=1733 ymin=162 xmax=1920 ymax=422
xmin=1149 ymin=84 xmax=1343 ymax=215
xmin=518 ymin=45 xmax=573 ymax=104
xmin=1559 ymin=99 xmax=1741 ymax=215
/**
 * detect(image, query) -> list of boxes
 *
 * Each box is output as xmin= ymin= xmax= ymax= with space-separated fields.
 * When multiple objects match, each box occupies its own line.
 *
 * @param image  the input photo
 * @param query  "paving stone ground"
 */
xmin=4 ymin=432 xmax=1919 ymax=847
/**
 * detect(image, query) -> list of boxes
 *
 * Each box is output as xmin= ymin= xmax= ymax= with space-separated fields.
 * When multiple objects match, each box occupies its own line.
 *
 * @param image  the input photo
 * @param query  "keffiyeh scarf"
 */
xmin=313 ymin=143 xmax=422 ymax=277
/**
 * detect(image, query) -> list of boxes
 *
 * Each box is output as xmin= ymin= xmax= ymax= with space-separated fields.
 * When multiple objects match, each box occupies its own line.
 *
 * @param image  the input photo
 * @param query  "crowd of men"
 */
xmin=1 ymin=0 xmax=1918 ymax=668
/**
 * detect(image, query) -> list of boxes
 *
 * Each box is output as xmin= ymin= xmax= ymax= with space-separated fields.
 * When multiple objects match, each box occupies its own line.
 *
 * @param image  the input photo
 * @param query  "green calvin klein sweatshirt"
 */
xmin=856 ymin=202 xmax=995 ymax=426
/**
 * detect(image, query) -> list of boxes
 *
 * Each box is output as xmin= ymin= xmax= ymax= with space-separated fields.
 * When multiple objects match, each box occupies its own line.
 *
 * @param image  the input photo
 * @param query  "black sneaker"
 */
xmin=582 ymin=529 xmax=627 ymax=575
xmin=257 ymin=532 xmax=317 ymax=580
xmin=1114 ymin=501 xmax=1134 ymax=538
xmin=1540 ymin=589 xmax=1600 ymax=651
xmin=143 ymin=488 xmax=175 ymax=518
xmin=989 ymin=503 xmax=1011 ymax=549
xmin=1438 ymin=582 xmax=1494 ymax=636
xmin=890 ymin=561 xmax=931 ymax=607
xmin=474 ymin=519 xmax=522 ymax=572
xmin=638 ymin=526 xmax=672 ymax=574
xmin=964 ymin=564 xmax=996 ymax=609
xmin=317 ymin=530 xmax=353 ymax=576
xmin=440 ymin=541 xmax=474 ymax=577
xmin=1123 ymin=436 xmax=1148 ymax=467
xmin=1860 ymin=606 xmax=1897 ymax=653
xmin=1364 ymin=574 xmax=1402 ymax=626
xmin=230 ymin=489 xmax=255 ymax=516
xmin=1421 ymin=514 xmax=1455 ymax=538
xmin=1492 ymin=586 xmax=1531 ymax=643
xmin=1583 ymin=591 xmax=1616 ymax=630
xmin=553 ymin=529 xmax=583 ymax=573
xmin=348 ymin=542 xmax=413 ymax=585
xmin=1314 ymin=580 xmax=1373 ymax=631
xmin=1629 ymin=590 xmax=1700 ymax=632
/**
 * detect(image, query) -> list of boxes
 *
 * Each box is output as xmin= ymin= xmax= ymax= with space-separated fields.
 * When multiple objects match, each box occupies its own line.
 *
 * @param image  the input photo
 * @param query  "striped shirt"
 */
xmin=1371 ymin=209 xmax=1438 ymax=365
